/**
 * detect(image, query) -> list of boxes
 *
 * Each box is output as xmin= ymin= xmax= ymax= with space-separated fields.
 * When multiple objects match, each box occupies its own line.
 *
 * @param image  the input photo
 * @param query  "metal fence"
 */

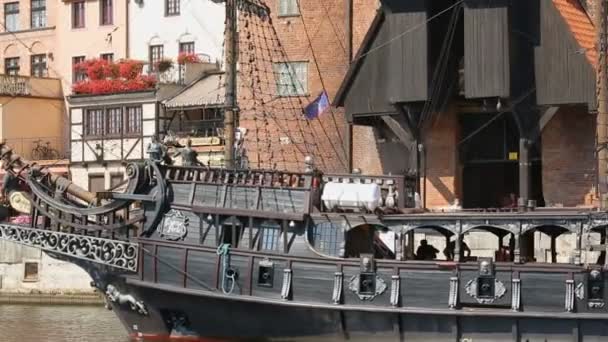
xmin=0 ymin=75 xmax=31 ymax=96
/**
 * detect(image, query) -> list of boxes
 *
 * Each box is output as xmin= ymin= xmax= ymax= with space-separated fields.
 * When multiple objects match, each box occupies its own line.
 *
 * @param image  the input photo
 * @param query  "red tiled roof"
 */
xmin=553 ymin=0 xmax=597 ymax=67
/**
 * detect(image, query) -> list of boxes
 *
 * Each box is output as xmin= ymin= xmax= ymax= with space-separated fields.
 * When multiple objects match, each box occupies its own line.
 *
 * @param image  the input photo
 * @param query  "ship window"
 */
xmin=309 ymin=222 xmax=343 ymax=257
xmin=221 ymin=217 xmax=242 ymax=248
xmin=258 ymin=221 xmax=281 ymax=252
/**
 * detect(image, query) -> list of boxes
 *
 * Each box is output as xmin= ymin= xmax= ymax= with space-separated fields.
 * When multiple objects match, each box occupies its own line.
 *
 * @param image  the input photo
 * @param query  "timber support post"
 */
xmin=223 ymin=0 xmax=238 ymax=169
xmin=597 ymin=0 xmax=608 ymax=207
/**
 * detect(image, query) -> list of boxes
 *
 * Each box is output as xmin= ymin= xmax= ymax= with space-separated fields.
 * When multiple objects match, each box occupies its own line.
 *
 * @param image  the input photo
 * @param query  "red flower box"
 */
xmin=177 ymin=52 xmax=201 ymax=65
xmin=71 ymin=59 xmax=155 ymax=95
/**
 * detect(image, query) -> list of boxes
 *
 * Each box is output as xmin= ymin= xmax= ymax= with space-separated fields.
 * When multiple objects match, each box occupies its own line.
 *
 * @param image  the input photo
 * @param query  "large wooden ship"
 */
xmin=3 ymin=138 xmax=608 ymax=341
xmin=2 ymin=0 xmax=608 ymax=341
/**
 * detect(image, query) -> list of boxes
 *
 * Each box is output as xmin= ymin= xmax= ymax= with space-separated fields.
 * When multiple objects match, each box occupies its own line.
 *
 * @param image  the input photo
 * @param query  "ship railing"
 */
xmin=163 ymin=166 xmax=316 ymax=189
xmin=321 ymin=173 xmax=416 ymax=210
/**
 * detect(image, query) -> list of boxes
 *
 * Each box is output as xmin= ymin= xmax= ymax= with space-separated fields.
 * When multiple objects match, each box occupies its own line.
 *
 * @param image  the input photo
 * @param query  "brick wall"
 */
xmin=542 ymin=106 xmax=596 ymax=207
xmin=237 ymin=0 xmax=366 ymax=173
xmin=422 ymin=108 xmax=461 ymax=208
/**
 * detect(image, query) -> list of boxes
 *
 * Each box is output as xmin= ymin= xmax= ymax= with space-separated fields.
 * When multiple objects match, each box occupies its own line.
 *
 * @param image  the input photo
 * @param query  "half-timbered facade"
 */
xmin=68 ymin=91 xmax=159 ymax=191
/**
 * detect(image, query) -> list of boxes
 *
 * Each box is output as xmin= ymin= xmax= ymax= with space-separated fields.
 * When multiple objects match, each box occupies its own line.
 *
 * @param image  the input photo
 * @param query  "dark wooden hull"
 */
xmin=74 ymin=261 xmax=608 ymax=342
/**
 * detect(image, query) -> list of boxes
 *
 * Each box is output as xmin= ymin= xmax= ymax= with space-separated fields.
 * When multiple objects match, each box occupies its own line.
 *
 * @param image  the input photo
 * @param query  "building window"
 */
xmin=72 ymin=1 xmax=85 ymax=29
xmin=4 ymin=57 xmax=20 ymax=76
xmin=100 ymin=53 xmax=114 ymax=62
xmin=106 ymin=107 xmax=122 ymax=136
xmin=165 ymin=0 xmax=180 ymax=16
xmin=149 ymin=45 xmax=164 ymax=72
xmin=23 ymin=262 xmax=39 ymax=282
xmin=274 ymin=62 xmax=308 ymax=97
xmin=31 ymin=54 xmax=47 ymax=78
xmin=125 ymin=106 xmax=142 ymax=134
xmin=100 ymin=0 xmax=113 ymax=25
xmin=110 ymin=174 xmax=124 ymax=188
xmin=85 ymin=109 xmax=104 ymax=137
xmin=4 ymin=2 xmax=19 ymax=32
xmin=278 ymin=0 xmax=299 ymax=17
xmin=31 ymin=0 xmax=46 ymax=28
xmin=73 ymin=56 xmax=86 ymax=82
xmin=88 ymin=174 xmax=105 ymax=192
xmin=179 ymin=42 xmax=195 ymax=54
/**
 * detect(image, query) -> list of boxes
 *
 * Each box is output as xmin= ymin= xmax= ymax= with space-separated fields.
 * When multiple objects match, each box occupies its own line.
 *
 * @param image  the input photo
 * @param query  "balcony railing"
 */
xmin=0 ymin=75 xmax=31 ymax=96
xmin=4 ymin=136 xmax=66 ymax=161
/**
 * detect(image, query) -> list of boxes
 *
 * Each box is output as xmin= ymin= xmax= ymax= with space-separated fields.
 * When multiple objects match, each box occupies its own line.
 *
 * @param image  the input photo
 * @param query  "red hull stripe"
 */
xmin=128 ymin=333 xmax=235 ymax=342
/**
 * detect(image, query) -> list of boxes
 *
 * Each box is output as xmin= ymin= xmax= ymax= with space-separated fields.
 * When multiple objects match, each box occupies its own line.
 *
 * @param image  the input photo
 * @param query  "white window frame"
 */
xmin=274 ymin=61 xmax=308 ymax=97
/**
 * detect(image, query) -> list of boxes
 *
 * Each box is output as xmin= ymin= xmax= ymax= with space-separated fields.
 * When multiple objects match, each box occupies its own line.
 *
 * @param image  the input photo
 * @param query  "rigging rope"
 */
xmin=216 ymin=243 xmax=236 ymax=295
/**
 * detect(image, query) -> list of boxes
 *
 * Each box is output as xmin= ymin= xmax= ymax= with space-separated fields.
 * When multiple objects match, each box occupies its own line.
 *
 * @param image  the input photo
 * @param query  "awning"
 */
xmin=164 ymin=73 xmax=226 ymax=110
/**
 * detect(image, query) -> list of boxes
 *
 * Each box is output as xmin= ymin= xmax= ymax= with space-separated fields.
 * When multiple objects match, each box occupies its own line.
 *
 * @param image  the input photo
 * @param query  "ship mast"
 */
xmin=223 ymin=0 xmax=238 ymax=169
xmin=598 ymin=0 xmax=608 ymax=208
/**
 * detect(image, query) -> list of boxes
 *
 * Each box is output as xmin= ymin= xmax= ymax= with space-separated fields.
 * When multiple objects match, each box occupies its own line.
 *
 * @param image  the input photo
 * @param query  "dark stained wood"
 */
xmin=464 ymin=0 xmax=510 ymax=99
xmin=339 ymin=0 xmax=429 ymax=120
xmin=535 ymin=0 xmax=596 ymax=106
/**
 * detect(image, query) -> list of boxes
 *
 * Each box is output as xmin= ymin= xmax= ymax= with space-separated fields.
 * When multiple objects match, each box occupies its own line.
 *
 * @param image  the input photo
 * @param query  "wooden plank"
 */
xmin=539 ymin=106 xmax=559 ymax=131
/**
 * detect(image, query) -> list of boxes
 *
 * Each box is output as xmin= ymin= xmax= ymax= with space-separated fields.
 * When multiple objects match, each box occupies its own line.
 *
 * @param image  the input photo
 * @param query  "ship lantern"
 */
xmin=588 ymin=269 xmax=605 ymax=309
xmin=477 ymin=258 xmax=496 ymax=299
xmin=359 ymin=255 xmax=376 ymax=296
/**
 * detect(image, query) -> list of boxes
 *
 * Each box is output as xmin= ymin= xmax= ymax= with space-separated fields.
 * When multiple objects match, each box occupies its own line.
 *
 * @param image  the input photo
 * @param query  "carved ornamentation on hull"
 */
xmin=0 ymin=224 xmax=138 ymax=271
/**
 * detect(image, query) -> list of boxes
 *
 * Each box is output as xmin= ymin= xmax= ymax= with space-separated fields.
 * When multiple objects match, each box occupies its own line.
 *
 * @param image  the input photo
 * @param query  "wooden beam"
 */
xmin=380 ymin=115 xmax=415 ymax=146
xmin=539 ymin=106 xmax=559 ymax=131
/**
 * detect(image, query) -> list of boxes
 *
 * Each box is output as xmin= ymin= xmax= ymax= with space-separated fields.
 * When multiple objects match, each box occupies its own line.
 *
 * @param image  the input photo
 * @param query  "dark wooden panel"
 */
xmin=259 ymin=189 xmax=306 ymax=213
xmin=156 ymin=246 xmax=184 ymax=287
xmin=402 ymin=315 xmax=456 ymax=342
xmin=464 ymin=0 xmax=510 ymax=98
xmin=520 ymin=318 xmax=576 ymax=342
xmin=193 ymin=184 xmax=225 ymax=207
xmin=185 ymin=250 xmax=217 ymax=290
xmin=142 ymin=243 xmax=155 ymax=283
xmin=172 ymin=183 xmax=193 ymax=206
xmin=345 ymin=0 xmax=428 ymax=117
xmin=291 ymin=262 xmax=335 ymax=303
xmin=225 ymin=187 xmax=257 ymax=210
xmin=460 ymin=317 xmax=514 ymax=342
xmin=401 ymin=270 xmax=451 ymax=308
xmin=520 ymin=272 xmax=567 ymax=312
xmin=535 ymin=0 xmax=595 ymax=106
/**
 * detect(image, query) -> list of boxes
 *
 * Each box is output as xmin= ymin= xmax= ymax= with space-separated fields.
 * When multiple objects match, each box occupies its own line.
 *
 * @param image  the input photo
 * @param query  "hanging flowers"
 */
xmin=155 ymin=58 xmax=174 ymax=73
xmin=72 ymin=58 xmax=156 ymax=95
xmin=177 ymin=52 xmax=202 ymax=65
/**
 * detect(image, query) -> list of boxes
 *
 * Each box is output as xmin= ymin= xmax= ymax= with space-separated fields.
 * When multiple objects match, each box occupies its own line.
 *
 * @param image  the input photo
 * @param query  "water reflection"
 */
xmin=0 ymin=304 xmax=128 ymax=342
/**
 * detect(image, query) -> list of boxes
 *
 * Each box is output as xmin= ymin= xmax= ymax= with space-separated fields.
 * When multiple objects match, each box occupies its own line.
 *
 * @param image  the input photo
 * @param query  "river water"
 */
xmin=0 ymin=304 xmax=129 ymax=342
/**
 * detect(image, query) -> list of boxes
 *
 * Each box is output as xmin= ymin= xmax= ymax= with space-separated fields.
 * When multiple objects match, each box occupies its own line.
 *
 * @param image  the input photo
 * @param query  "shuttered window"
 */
xmin=106 ymin=107 xmax=122 ymax=135
xmin=273 ymin=62 xmax=307 ymax=97
xmin=125 ymin=106 xmax=142 ymax=134
xmin=88 ymin=175 xmax=105 ymax=192
xmin=85 ymin=109 xmax=104 ymax=136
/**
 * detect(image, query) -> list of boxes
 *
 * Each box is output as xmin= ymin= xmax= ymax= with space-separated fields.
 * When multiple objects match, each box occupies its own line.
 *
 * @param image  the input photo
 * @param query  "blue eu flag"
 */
xmin=304 ymin=91 xmax=330 ymax=120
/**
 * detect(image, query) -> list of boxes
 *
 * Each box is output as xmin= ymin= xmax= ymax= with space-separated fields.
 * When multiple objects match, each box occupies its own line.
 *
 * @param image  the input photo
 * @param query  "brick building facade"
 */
xmin=337 ymin=0 xmax=599 ymax=209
